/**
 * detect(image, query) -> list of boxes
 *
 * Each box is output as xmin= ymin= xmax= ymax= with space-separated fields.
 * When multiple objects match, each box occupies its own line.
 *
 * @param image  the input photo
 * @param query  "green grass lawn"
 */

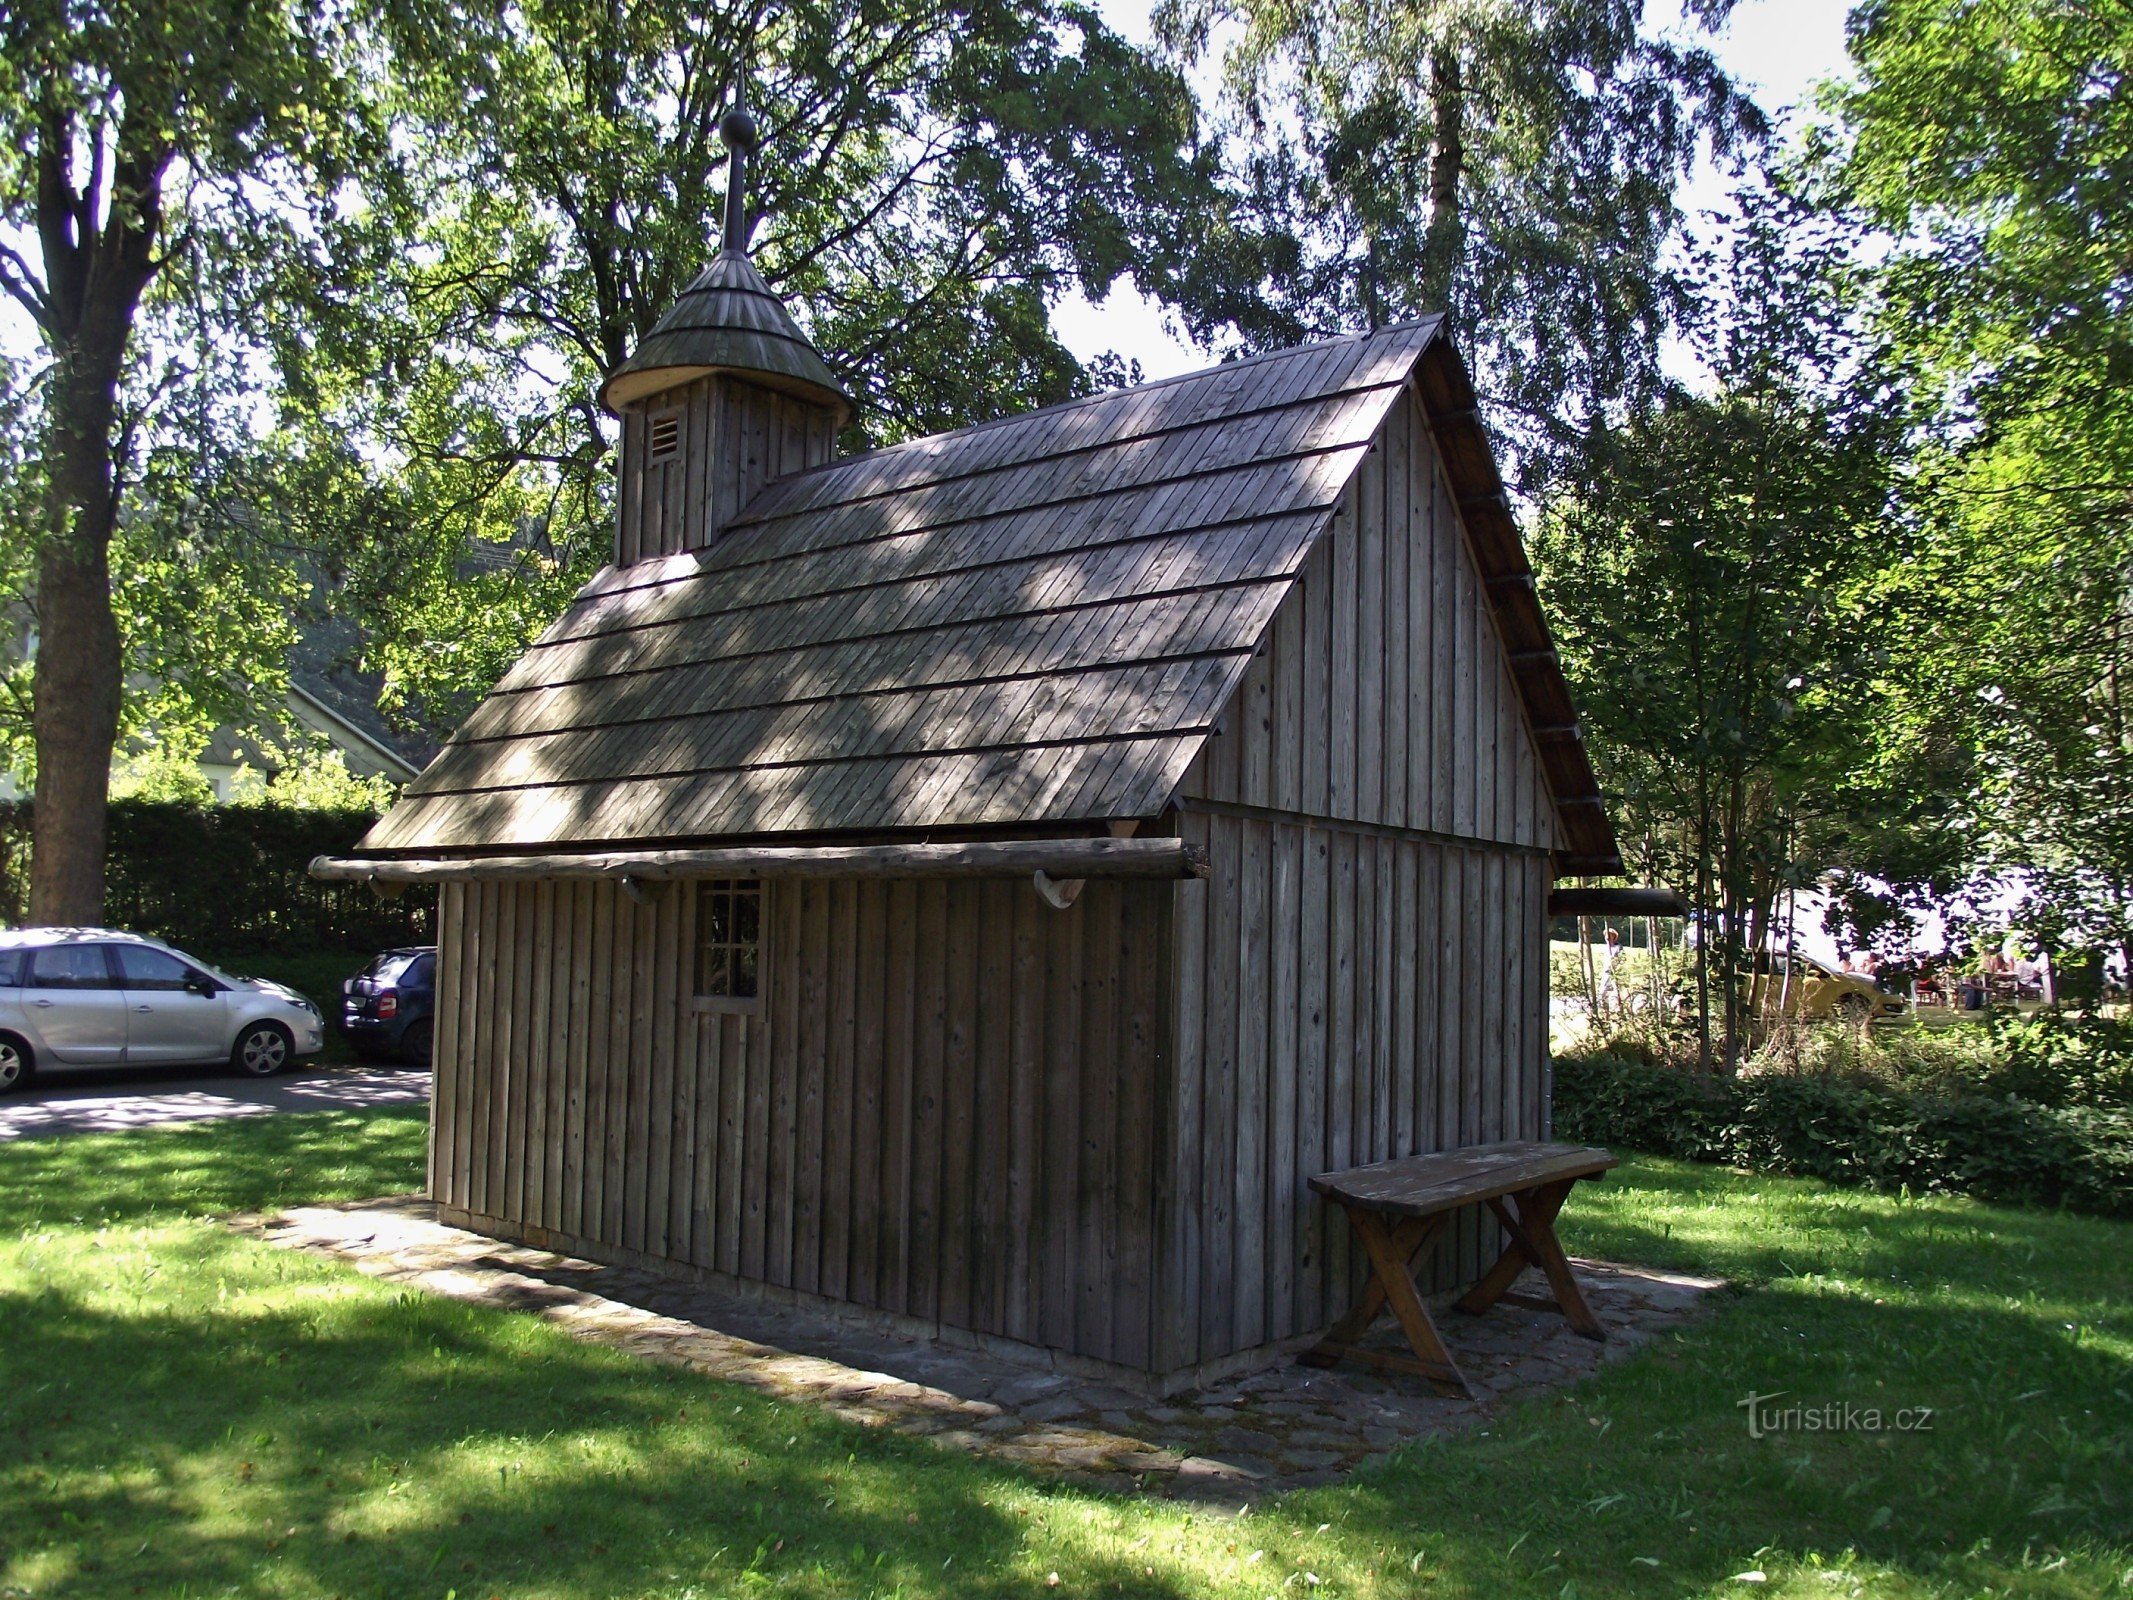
xmin=1 ymin=1111 xmax=2126 ymax=1599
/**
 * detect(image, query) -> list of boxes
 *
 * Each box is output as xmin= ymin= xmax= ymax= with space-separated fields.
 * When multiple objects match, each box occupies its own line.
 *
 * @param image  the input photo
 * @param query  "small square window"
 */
xmin=695 ymin=879 xmax=762 ymax=1011
xmin=648 ymin=410 xmax=682 ymax=462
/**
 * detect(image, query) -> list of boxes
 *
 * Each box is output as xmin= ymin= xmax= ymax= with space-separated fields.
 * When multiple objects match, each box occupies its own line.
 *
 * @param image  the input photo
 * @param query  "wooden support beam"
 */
xmin=1548 ymin=886 xmax=1688 ymax=918
xmin=312 ymin=836 xmax=1212 ymax=886
xmin=1532 ymin=723 xmax=1583 ymax=741
xmin=1508 ymin=647 xmax=1560 ymax=667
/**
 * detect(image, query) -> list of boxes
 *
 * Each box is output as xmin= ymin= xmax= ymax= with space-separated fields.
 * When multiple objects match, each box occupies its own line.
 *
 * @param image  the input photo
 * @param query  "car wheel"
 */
xmin=232 ymin=1021 xmax=293 ymax=1078
xmin=398 ymin=1018 xmax=434 ymax=1067
xmin=0 ymin=1034 xmax=33 ymax=1093
xmin=1838 ymin=994 xmax=1874 ymax=1026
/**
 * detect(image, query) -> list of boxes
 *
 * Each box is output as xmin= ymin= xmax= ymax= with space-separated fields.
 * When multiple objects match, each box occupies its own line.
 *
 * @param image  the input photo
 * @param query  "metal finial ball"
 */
xmin=720 ymin=106 xmax=759 ymax=153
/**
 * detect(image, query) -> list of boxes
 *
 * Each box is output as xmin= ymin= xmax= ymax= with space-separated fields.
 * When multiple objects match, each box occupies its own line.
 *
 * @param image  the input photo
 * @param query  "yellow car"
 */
xmin=1748 ymin=954 xmax=1907 ymax=1024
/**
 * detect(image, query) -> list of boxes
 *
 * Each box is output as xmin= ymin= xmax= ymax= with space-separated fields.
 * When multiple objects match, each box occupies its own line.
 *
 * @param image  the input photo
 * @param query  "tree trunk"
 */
xmin=1423 ymin=45 xmax=1465 ymax=309
xmin=22 ymin=115 xmax=168 ymax=924
xmin=29 ymin=361 xmax=124 ymax=925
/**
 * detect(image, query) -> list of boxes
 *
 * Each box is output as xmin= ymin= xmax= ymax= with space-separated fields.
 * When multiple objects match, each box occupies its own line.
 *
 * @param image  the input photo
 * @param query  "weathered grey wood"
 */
xmin=1161 ymin=817 xmax=1207 ymax=1371
xmin=1325 ymin=826 xmax=1356 ymax=1319
xmin=1006 ymin=878 xmax=1044 ymax=1343
xmin=314 ymin=837 xmax=1210 ymax=885
xmin=475 ymin=880 xmax=504 ymax=1220
xmin=1265 ymin=820 xmax=1300 ymax=1342
xmin=563 ymin=881 xmax=593 ymax=1237
xmin=433 ymin=882 xmax=463 ymax=1204
xmin=1039 ymin=871 xmax=1082 ymax=1349
xmin=1232 ymin=817 xmax=1270 ymax=1352
xmin=370 ymin=324 xmax=1619 ymax=873
xmin=848 ymin=881 xmax=886 ymax=1309
xmin=908 ymin=880 xmax=947 ymax=1321
xmin=1073 ymin=885 xmax=1117 ymax=1358
xmin=411 ymin=322 xmax=1601 ymax=1392
xmin=973 ymin=878 xmax=1013 ymax=1333
xmin=608 ymin=880 xmax=639 ymax=1250
xmin=582 ymin=880 xmax=613 ymax=1248
xmin=1198 ymin=811 xmax=1238 ymax=1354
xmin=650 ymin=874 xmax=682 ymax=1260
xmin=1311 ymin=1141 xmax=1616 ymax=1218
xmin=1356 ymin=435 xmax=1383 ymax=823
xmin=766 ymin=878 xmax=798 ymax=1287
xmin=793 ymin=878 xmax=828 ymax=1296
xmin=1296 ymin=823 xmax=1330 ymax=1339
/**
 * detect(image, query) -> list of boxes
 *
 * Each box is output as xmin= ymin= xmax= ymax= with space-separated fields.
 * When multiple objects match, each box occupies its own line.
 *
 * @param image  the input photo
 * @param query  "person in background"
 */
xmin=1598 ymin=927 xmax=1624 ymax=1014
xmin=2014 ymin=950 xmax=2042 ymax=996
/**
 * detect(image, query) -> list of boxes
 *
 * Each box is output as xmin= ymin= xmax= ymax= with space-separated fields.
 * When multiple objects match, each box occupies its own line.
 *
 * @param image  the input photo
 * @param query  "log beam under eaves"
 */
xmin=310 ymin=837 xmax=1212 ymax=887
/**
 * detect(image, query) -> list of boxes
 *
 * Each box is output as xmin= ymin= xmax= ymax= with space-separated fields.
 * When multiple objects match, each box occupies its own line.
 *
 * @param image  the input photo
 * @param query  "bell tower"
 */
xmin=600 ymin=81 xmax=851 ymax=565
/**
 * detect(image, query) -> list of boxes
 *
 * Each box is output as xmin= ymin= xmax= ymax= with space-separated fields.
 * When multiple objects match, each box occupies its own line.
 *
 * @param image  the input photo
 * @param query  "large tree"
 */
xmin=1829 ymin=0 xmax=2133 ymax=968
xmin=0 ymin=0 xmax=372 ymax=922
xmin=1532 ymin=186 xmax=1907 ymax=1066
xmin=297 ymin=0 xmax=1242 ymax=728
xmin=1152 ymin=0 xmax=1766 ymax=471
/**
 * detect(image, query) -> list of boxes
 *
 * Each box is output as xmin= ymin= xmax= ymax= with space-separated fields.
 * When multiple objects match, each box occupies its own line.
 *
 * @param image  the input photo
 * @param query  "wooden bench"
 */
xmin=1299 ymin=1140 xmax=1618 ymax=1398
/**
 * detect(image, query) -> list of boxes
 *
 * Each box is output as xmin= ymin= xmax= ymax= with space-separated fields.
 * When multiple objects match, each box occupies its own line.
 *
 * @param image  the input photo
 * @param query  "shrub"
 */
xmin=0 ymin=798 xmax=433 ymax=954
xmin=1553 ymin=1049 xmax=2133 ymax=1218
xmin=1969 ymin=1011 xmax=2133 ymax=1108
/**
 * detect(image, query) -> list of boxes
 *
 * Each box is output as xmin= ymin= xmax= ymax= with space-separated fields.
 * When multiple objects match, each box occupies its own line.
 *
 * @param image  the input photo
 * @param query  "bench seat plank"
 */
xmin=1308 ymin=1139 xmax=1616 ymax=1218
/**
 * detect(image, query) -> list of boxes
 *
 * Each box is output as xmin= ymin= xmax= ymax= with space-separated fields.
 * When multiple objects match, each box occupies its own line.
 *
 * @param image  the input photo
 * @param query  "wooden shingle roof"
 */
xmin=361 ymin=320 xmax=1618 ymax=871
xmin=598 ymin=251 xmax=851 ymax=418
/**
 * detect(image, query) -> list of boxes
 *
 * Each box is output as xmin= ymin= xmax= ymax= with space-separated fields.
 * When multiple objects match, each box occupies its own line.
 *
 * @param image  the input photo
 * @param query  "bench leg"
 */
xmin=1301 ymin=1209 xmax=1473 ymax=1398
xmin=1453 ymin=1180 xmax=1606 ymax=1339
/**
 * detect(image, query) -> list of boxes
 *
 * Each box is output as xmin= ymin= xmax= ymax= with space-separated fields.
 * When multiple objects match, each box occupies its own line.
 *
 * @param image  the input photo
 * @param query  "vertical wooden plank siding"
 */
xmin=435 ymin=874 xmax=1176 ymax=1372
xmin=612 ymin=374 xmax=837 ymax=567
xmin=1161 ymin=821 xmax=1551 ymax=1365
xmin=1160 ymin=385 xmax=1564 ymax=1367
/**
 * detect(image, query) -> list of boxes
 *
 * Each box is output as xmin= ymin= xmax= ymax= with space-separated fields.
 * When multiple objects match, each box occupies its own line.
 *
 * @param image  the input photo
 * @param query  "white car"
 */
xmin=0 ymin=928 xmax=325 ymax=1091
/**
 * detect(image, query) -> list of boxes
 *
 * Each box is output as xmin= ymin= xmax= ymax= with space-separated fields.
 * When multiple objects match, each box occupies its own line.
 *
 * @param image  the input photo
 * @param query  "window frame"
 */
xmin=691 ymin=878 xmax=763 ymax=1016
xmin=112 ymin=944 xmax=203 ymax=992
xmin=25 ymin=942 xmax=121 ymax=991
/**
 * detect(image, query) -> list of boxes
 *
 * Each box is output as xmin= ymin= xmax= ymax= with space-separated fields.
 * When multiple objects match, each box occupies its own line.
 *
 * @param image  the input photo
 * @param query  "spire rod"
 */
xmin=719 ymin=68 xmax=760 ymax=255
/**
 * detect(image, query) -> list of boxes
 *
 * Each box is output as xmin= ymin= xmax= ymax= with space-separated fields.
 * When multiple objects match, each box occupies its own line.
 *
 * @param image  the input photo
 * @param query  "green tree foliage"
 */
xmin=1532 ymin=186 xmax=1905 ymax=1066
xmin=1829 ymin=0 xmax=2133 ymax=970
xmin=1153 ymin=0 xmax=1766 ymax=465
xmin=0 ymin=0 xmax=378 ymax=918
xmin=299 ymin=0 xmax=1239 ymax=728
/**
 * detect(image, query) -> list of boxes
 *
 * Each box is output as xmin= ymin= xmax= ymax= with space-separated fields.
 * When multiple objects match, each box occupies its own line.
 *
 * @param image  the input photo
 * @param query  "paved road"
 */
xmin=0 ymin=1064 xmax=430 ymax=1140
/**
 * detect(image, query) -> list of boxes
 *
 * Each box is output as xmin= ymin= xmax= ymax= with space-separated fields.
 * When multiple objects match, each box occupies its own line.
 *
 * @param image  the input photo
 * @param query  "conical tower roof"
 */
xmin=598 ymin=249 xmax=851 ymax=419
xmin=598 ymin=72 xmax=850 ymax=422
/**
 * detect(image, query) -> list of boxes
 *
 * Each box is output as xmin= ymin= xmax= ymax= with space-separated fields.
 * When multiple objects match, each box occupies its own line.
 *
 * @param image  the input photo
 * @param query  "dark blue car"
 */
xmin=339 ymin=946 xmax=437 ymax=1065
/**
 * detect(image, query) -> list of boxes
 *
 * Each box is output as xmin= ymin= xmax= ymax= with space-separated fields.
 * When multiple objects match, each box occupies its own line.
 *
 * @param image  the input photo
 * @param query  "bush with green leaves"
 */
xmin=1553 ymin=1049 xmax=2133 ymax=1218
xmin=0 ymin=799 xmax=432 ymax=953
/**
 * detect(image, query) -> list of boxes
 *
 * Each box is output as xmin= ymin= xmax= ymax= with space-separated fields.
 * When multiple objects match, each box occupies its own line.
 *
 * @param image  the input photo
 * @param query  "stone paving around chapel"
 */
xmin=244 ymin=1199 xmax=1723 ymax=1502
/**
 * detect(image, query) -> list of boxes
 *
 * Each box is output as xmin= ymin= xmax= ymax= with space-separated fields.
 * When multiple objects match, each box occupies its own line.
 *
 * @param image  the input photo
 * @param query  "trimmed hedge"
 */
xmin=0 ymin=799 xmax=433 ymax=953
xmin=1553 ymin=1050 xmax=2133 ymax=1218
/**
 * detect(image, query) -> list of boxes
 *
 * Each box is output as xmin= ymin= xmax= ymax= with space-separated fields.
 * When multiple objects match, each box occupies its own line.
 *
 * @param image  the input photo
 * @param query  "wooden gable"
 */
xmin=1182 ymin=378 xmax=1559 ymax=854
